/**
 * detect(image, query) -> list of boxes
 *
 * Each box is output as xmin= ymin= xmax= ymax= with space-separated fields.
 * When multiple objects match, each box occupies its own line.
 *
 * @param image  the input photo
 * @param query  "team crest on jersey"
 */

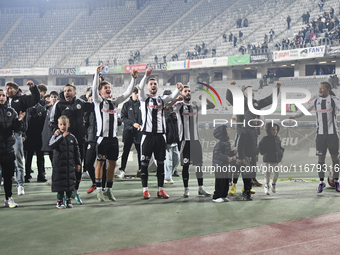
xmin=76 ymin=104 xmax=81 ymax=109
xmin=6 ymin=111 xmax=12 ymax=117
xmin=87 ymin=144 xmax=91 ymax=149
xmin=14 ymin=99 xmax=19 ymax=103
xmin=183 ymin=158 xmax=189 ymax=164
xmin=38 ymin=112 xmax=42 ymax=116
xmin=141 ymin=155 xmax=145 ymax=160
xmin=101 ymin=109 xmax=117 ymax=114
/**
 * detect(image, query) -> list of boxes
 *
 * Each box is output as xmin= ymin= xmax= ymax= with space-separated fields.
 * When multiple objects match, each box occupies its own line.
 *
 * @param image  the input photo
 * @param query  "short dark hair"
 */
xmin=5 ymin=81 xmax=19 ymax=90
xmin=38 ymin=84 xmax=48 ymax=92
xmin=50 ymin=91 xmax=59 ymax=97
xmin=98 ymin=81 xmax=111 ymax=91
xmin=133 ymin=87 xmax=138 ymax=94
xmin=64 ymin=84 xmax=76 ymax=91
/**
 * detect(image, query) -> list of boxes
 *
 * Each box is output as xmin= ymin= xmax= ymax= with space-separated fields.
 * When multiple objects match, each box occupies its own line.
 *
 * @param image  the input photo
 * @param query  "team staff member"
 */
xmin=6 ymin=80 xmax=40 ymax=196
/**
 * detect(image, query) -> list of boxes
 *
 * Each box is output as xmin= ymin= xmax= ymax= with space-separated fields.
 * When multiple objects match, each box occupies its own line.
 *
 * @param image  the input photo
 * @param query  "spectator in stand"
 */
xmin=319 ymin=67 xmax=324 ymax=75
xmin=237 ymin=17 xmax=242 ymax=28
xmin=269 ymin=29 xmax=275 ymax=42
xmin=223 ymin=33 xmax=227 ymax=42
xmin=275 ymin=41 xmax=281 ymax=50
xmin=163 ymin=55 xmax=167 ymax=63
xmin=287 ymin=15 xmax=291 ymax=29
xmin=85 ymin=58 xmax=89 ymax=66
xmin=113 ymin=57 xmax=117 ymax=65
xmin=305 ymin=30 xmax=310 ymax=44
xmin=212 ymin=47 xmax=216 ymax=57
xmin=319 ymin=1 xmax=324 ymax=12
xmin=233 ymin=35 xmax=237 ymax=47
xmin=263 ymin=73 xmax=268 ymax=86
xmin=239 ymin=45 xmax=246 ymax=55
xmin=264 ymin=34 xmax=268 ymax=42
xmin=229 ymin=32 xmax=233 ymax=42
xmin=302 ymin=13 xmax=306 ymax=24
xmin=243 ymin=18 xmax=248 ymax=27
xmin=306 ymin=12 xmax=310 ymax=23
xmin=239 ymin=31 xmax=243 ymax=42
xmin=154 ymin=55 xmax=158 ymax=63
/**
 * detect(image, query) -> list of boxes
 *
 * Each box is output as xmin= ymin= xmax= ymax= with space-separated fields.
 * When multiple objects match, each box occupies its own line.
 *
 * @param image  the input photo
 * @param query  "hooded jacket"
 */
xmin=49 ymin=132 xmax=81 ymax=192
xmin=7 ymin=85 xmax=40 ymax=115
xmin=259 ymin=123 xmax=284 ymax=163
xmin=165 ymin=112 xmax=179 ymax=145
xmin=49 ymin=92 xmax=93 ymax=143
xmin=0 ymin=104 xmax=24 ymax=162
xmin=212 ymin=125 xmax=235 ymax=167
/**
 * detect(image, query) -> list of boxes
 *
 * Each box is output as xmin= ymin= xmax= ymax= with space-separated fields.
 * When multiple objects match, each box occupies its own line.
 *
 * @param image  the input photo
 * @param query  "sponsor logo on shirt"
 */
xmin=148 ymin=104 xmax=162 ymax=109
xmin=101 ymin=109 xmax=117 ymax=114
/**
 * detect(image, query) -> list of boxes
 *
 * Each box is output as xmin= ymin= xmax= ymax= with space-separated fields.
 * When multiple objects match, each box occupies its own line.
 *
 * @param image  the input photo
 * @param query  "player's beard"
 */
xmin=183 ymin=95 xmax=191 ymax=101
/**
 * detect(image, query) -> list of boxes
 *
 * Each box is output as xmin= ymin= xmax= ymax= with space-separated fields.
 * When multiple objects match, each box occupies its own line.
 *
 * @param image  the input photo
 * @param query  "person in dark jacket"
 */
xmin=259 ymin=123 xmax=284 ymax=195
xmin=117 ymin=87 xmax=142 ymax=179
xmin=41 ymin=91 xmax=59 ymax=166
xmin=6 ymin=80 xmax=40 ymax=196
xmin=49 ymin=84 xmax=93 ymax=205
xmin=226 ymin=80 xmax=281 ymax=200
xmin=212 ymin=125 xmax=236 ymax=202
xmin=49 ymin=115 xmax=81 ymax=209
xmin=0 ymin=89 xmax=26 ymax=207
xmin=164 ymin=112 xmax=180 ymax=184
xmin=24 ymin=100 xmax=46 ymax=182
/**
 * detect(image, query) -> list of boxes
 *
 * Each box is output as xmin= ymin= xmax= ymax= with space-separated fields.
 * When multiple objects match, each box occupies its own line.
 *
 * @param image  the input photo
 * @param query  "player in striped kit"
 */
xmin=92 ymin=64 xmax=138 ymax=202
xmin=138 ymin=67 xmax=183 ymax=199
xmin=171 ymin=86 xmax=215 ymax=197
xmin=291 ymin=81 xmax=340 ymax=193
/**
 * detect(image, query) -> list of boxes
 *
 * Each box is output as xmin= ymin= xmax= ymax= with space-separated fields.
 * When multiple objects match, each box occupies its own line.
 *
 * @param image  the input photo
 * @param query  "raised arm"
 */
xmin=163 ymin=82 xmax=183 ymax=105
xmin=21 ymin=81 xmax=40 ymax=109
xmin=138 ymin=67 xmax=153 ymax=101
xmin=49 ymin=134 xmax=63 ymax=149
xmin=92 ymin=64 xmax=104 ymax=103
xmin=115 ymin=69 xmax=138 ymax=105
xmin=291 ymin=97 xmax=316 ymax=119
xmin=258 ymin=82 xmax=281 ymax=109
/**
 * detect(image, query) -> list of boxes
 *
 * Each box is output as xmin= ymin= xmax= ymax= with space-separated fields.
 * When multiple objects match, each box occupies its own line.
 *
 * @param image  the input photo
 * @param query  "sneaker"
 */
xmin=253 ymin=178 xmax=263 ymax=187
xmin=143 ymin=190 xmax=150 ymax=199
xmin=198 ymin=189 xmax=211 ymax=196
xmin=66 ymin=198 xmax=73 ymax=208
xmin=173 ymin=170 xmax=180 ymax=177
xmin=212 ymin=198 xmax=224 ymax=203
xmin=103 ymin=188 xmax=116 ymax=201
xmin=264 ymin=184 xmax=270 ymax=195
xmin=87 ymin=186 xmax=96 ymax=194
xmin=157 ymin=190 xmax=170 ymax=199
xmin=37 ymin=176 xmax=48 ymax=182
xmin=242 ymin=191 xmax=253 ymax=201
xmin=81 ymin=172 xmax=91 ymax=179
xmin=116 ymin=170 xmax=125 ymax=179
xmin=164 ymin=179 xmax=174 ymax=184
xmin=183 ymin=188 xmax=190 ymax=198
xmin=17 ymin=186 xmax=25 ymax=196
xmin=96 ymin=188 xmax=105 ymax=202
xmin=56 ymin=199 xmax=65 ymax=209
xmin=335 ymin=181 xmax=340 ymax=192
xmin=317 ymin=182 xmax=326 ymax=193
xmin=223 ymin=197 xmax=229 ymax=202
xmin=229 ymin=185 xmax=237 ymax=195
xmin=271 ymin=183 xmax=276 ymax=193
xmin=74 ymin=193 xmax=82 ymax=205
xmin=242 ymin=186 xmax=256 ymax=194
xmin=4 ymin=197 xmax=18 ymax=208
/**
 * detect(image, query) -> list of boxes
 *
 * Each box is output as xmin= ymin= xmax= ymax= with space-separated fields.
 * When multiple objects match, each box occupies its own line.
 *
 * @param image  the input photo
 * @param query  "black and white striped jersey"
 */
xmin=92 ymin=71 xmax=136 ymax=138
xmin=295 ymin=95 xmax=340 ymax=135
xmin=138 ymin=75 xmax=179 ymax=134
xmin=173 ymin=101 xmax=201 ymax=141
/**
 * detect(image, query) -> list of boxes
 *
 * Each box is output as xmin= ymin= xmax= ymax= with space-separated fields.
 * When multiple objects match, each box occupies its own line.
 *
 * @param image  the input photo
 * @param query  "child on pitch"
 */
xmin=259 ymin=123 xmax=284 ymax=195
xmin=49 ymin=115 xmax=81 ymax=209
xmin=0 ymin=89 xmax=25 ymax=208
xmin=212 ymin=124 xmax=236 ymax=202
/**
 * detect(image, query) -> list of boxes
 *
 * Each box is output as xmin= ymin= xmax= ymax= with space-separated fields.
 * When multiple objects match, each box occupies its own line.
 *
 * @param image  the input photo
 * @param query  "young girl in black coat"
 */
xmin=49 ymin=115 xmax=81 ymax=209
xmin=212 ymin=125 xmax=236 ymax=202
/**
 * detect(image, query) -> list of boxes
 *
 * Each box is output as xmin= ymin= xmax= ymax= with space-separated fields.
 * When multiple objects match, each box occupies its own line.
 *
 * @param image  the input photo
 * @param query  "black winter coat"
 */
xmin=121 ymin=97 xmax=142 ymax=143
xmin=49 ymin=93 xmax=93 ymax=144
xmin=259 ymin=123 xmax=284 ymax=163
xmin=0 ymin=104 xmax=24 ymax=162
xmin=165 ymin=113 xmax=179 ymax=145
xmin=212 ymin=125 xmax=235 ymax=167
xmin=24 ymin=102 xmax=46 ymax=151
xmin=49 ymin=133 xmax=81 ymax=192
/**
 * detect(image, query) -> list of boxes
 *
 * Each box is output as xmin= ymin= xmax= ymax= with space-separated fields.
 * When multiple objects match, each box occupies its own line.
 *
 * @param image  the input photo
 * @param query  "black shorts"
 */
xmin=180 ymin=140 xmax=203 ymax=166
xmin=316 ymin=134 xmax=339 ymax=156
xmin=96 ymin=137 xmax=119 ymax=161
xmin=140 ymin=134 xmax=166 ymax=162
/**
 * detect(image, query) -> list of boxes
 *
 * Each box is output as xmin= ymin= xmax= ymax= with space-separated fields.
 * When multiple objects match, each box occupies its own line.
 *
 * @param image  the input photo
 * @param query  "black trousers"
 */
xmin=120 ymin=136 xmax=141 ymax=171
xmin=25 ymin=150 xmax=45 ymax=178
xmin=1 ymin=161 xmax=15 ymax=200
